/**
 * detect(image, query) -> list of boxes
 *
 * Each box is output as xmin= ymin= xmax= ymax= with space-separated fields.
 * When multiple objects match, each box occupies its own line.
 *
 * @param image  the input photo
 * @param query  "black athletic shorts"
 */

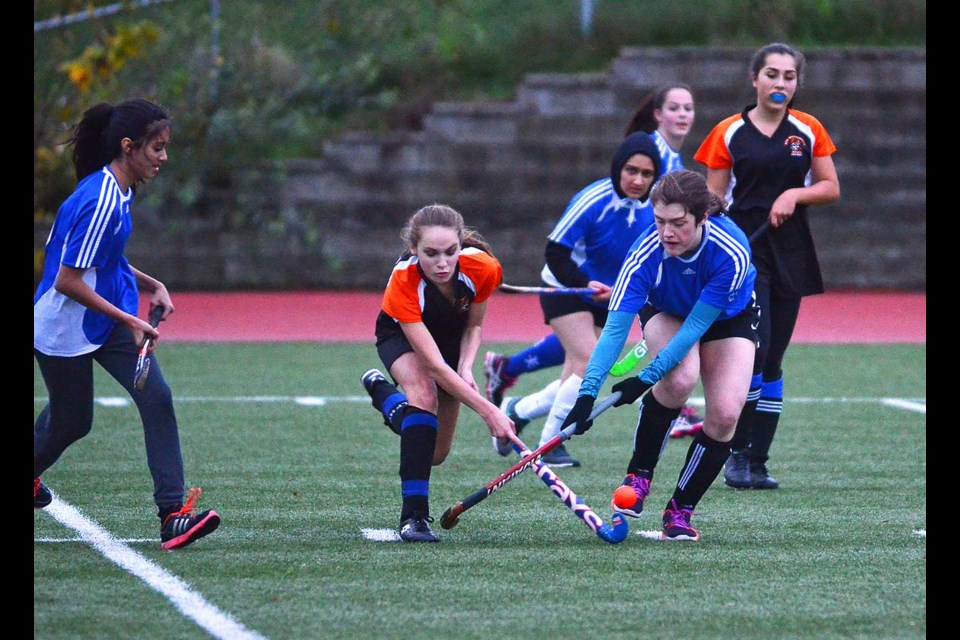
xmin=540 ymin=291 xmax=608 ymax=328
xmin=638 ymin=293 xmax=760 ymax=346
xmin=375 ymin=328 xmax=460 ymax=375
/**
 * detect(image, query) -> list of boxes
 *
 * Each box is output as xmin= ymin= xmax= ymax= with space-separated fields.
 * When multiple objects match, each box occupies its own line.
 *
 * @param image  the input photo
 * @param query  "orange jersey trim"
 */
xmin=695 ymin=109 xmax=837 ymax=170
xmin=381 ymin=248 xmax=502 ymax=324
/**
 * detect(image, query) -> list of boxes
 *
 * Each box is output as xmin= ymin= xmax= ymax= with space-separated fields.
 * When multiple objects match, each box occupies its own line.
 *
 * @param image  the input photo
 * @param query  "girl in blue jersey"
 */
xmin=560 ymin=169 xmax=759 ymax=541
xmin=486 ymin=85 xmax=705 ymax=452
xmin=34 ymin=99 xmax=220 ymax=550
xmin=501 ymin=131 xmax=663 ymax=468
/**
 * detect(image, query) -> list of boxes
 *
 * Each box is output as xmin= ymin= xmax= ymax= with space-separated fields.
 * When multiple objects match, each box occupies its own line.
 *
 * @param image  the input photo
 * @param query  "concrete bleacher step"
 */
xmin=124 ymin=46 xmax=925 ymax=291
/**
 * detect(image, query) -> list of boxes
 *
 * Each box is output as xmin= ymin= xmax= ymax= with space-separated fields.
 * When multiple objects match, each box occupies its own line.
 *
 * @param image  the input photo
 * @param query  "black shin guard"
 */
xmin=626 ymin=393 xmax=682 ymax=476
xmin=750 ymin=376 xmax=784 ymax=463
xmin=398 ymin=407 xmax=438 ymax=521
xmin=670 ymin=430 xmax=730 ymax=510
xmin=368 ymin=378 xmax=408 ymax=435
xmin=729 ymin=398 xmax=758 ymax=452
xmin=729 ymin=373 xmax=762 ymax=451
xmin=748 ymin=412 xmax=781 ymax=464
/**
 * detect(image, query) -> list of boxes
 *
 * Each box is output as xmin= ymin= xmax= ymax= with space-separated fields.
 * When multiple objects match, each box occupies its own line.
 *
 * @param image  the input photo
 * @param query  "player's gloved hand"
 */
xmin=560 ymin=395 xmax=596 ymax=435
xmin=611 ymin=376 xmax=652 ymax=406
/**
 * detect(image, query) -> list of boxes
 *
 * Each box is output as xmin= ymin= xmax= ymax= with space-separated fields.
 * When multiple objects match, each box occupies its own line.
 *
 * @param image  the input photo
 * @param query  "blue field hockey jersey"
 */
xmin=652 ymin=129 xmax=684 ymax=176
xmin=540 ymin=177 xmax=654 ymax=304
xmin=34 ymin=167 xmax=139 ymax=356
xmin=609 ymin=213 xmax=757 ymax=320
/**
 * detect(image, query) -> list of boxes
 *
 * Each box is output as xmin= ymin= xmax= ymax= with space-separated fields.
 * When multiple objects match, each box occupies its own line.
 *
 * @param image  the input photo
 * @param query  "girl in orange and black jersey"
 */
xmin=361 ymin=204 xmax=519 ymax=542
xmin=694 ymin=43 xmax=840 ymax=490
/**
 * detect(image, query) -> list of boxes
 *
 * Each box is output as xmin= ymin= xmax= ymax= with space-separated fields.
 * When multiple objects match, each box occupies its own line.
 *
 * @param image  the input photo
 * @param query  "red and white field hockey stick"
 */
xmin=133 ymin=305 xmax=165 ymax=391
xmin=510 ymin=441 xmax=628 ymax=544
xmin=439 ymin=391 xmax=621 ymax=529
xmin=498 ymin=283 xmax=598 ymax=296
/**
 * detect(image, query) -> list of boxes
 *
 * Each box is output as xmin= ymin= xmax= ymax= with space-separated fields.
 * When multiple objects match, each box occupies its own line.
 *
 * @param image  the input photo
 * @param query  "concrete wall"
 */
xmin=126 ymin=46 xmax=926 ymax=291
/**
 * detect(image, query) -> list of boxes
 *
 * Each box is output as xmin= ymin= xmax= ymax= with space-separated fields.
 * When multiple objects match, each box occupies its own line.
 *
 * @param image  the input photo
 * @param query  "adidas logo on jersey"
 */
xmin=682 ymin=268 xmax=696 ymax=275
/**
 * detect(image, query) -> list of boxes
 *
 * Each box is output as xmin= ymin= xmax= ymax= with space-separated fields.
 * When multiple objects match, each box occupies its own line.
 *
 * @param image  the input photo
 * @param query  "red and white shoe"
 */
xmin=669 ymin=406 xmax=703 ymax=438
xmin=483 ymin=352 xmax=519 ymax=407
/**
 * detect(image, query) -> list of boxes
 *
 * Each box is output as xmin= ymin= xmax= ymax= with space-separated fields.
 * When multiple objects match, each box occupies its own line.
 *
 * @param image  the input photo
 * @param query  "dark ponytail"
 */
xmin=68 ymin=98 xmax=170 ymax=181
xmin=624 ymin=84 xmax=694 ymax=136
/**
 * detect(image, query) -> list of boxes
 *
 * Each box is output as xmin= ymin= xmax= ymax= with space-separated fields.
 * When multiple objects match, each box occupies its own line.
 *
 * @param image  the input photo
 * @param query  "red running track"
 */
xmin=141 ymin=290 xmax=925 ymax=344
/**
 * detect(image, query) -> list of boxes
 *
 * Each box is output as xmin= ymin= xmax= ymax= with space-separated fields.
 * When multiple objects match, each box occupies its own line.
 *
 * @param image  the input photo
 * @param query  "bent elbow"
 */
xmin=829 ymin=182 xmax=841 ymax=202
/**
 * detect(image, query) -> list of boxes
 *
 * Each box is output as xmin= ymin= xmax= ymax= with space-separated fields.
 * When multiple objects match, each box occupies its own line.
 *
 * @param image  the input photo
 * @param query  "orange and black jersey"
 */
xmin=695 ymin=106 xmax=836 ymax=232
xmin=375 ymin=247 xmax=503 ymax=347
xmin=694 ymin=106 xmax=837 ymax=298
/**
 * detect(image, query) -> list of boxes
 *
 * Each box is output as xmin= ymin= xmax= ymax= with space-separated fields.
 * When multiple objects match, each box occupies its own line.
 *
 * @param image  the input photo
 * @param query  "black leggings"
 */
xmin=34 ymin=323 xmax=186 ymax=510
xmin=753 ymin=279 xmax=802 ymax=380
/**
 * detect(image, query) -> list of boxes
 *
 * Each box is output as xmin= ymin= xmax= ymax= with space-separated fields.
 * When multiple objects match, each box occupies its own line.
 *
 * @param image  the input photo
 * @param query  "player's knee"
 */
xmin=661 ymin=369 xmax=698 ymax=399
xmin=402 ymin=377 xmax=439 ymax=410
xmin=708 ymin=399 xmax=744 ymax=431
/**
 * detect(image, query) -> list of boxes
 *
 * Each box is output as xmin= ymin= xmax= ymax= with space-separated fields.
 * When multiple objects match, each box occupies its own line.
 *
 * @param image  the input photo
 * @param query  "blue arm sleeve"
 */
xmin=638 ymin=300 xmax=723 ymax=385
xmin=579 ymin=310 xmax=635 ymax=398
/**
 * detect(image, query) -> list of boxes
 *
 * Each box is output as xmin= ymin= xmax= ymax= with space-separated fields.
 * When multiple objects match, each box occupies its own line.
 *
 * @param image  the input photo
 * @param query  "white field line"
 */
xmin=361 ymin=528 xmax=401 ymax=542
xmin=37 ymin=494 xmax=268 ymax=640
xmin=34 ymin=395 xmax=927 ymax=409
xmin=881 ymin=398 xmax=926 ymax=414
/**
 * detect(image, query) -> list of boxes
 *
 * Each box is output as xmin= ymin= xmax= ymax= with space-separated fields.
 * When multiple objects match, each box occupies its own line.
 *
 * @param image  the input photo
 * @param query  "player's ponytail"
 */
xmin=69 ymin=98 xmax=170 ymax=182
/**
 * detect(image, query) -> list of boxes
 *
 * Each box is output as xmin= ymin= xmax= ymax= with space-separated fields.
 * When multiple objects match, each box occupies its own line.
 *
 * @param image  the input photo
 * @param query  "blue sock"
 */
xmin=758 ymin=376 xmax=784 ymax=414
xmin=505 ymin=333 xmax=566 ymax=376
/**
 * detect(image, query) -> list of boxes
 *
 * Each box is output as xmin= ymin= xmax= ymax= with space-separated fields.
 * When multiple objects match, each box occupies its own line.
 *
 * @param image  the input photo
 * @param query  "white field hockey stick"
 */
xmin=133 ymin=305 xmax=165 ymax=391
xmin=498 ymin=283 xmax=598 ymax=296
xmin=439 ymin=391 xmax=621 ymax=529
xmin=509 ymin=440 xmax=629 ymax=544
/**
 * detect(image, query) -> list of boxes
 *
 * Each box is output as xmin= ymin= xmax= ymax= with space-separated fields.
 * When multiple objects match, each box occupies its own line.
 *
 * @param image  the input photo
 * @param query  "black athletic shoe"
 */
xmin=34 ymin=477 xmax=52 ymax=509
xmin=361 ymin=368 xmax=388 ymax=395
xmin=541 ymin=443 xmax=580 ymax=468
xmin=160 ymin=488 xmax=220 ymax=550
xmin=723 ymin=449 xmax=751 ymax=488
xmin=610 ymin=473 xmax=650 ymax=519
xmin=399 ymin=513 xmax=439 ymax=543
xmin=361 ymin=368 xmax=408 ymax=432
xmin=492 ymin=397 xmax=531 ymax=456
xmin=750 ymin=461 xmax=780 ymax=489
xmin=661 ymin=499 xmax=700 ymax=541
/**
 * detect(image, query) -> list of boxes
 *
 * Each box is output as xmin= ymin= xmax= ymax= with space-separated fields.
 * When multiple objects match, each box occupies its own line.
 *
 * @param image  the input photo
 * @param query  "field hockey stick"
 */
xmin=439 ymin=391 xmax=621 ymax=529
xmin=512 ymin=441 xmax=629 ymax=544
xmin=133 ymin=305 xmax=165 ymax=391
xmin=609 ymin=339 xmax=648 ymax=377
xmin=749 ymin=219 xmax=771 ymax=243
xmin=498 ymin=283 xmax=598 ymax=296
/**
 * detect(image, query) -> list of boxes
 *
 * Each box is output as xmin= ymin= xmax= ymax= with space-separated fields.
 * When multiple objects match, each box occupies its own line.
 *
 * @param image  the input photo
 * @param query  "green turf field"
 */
xmin=34 ymin=342 xmax=926 ymax=640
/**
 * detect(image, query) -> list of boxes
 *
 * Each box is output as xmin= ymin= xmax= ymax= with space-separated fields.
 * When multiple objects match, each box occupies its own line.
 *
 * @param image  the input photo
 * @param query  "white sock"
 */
xmin=513 ymin=378 xmax=561 ymax=420
xmin=539 ymin=374 xmax=582 ymax=447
